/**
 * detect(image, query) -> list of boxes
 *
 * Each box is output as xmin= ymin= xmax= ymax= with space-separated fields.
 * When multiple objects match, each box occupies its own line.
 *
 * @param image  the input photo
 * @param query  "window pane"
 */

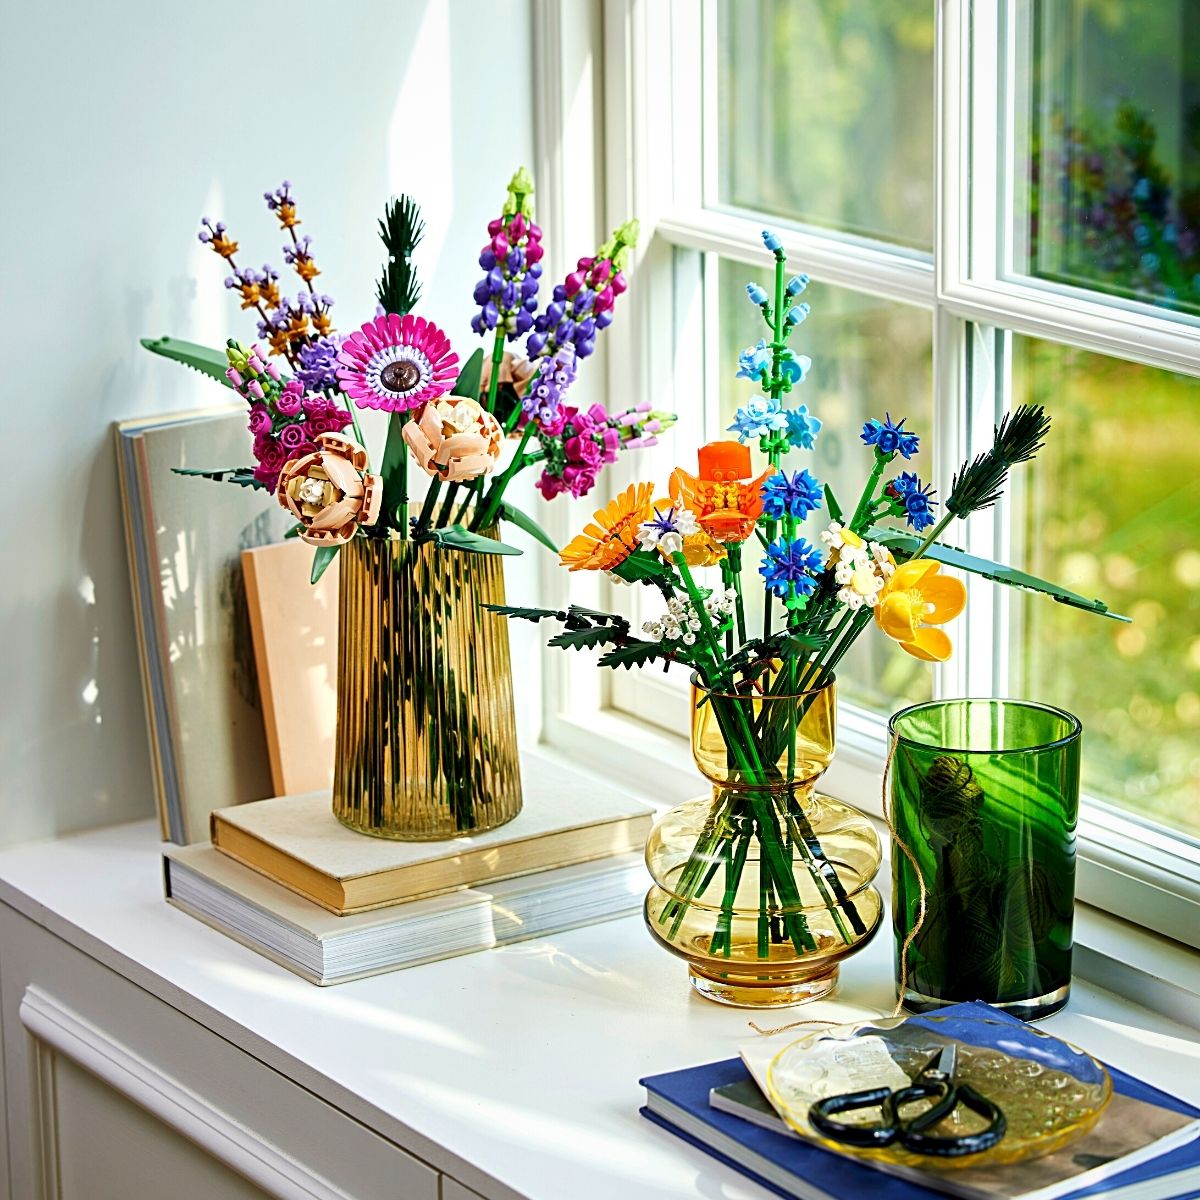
xmin=1010 ymin=336 xmax=1200 ymax=840
xmin=1018 ymin=0 xmax=1200 ymax=316
xmin=718 ymin=260 xmax=935 ymax=715
xmin=715 ymin=0 xmax=935 ymax=251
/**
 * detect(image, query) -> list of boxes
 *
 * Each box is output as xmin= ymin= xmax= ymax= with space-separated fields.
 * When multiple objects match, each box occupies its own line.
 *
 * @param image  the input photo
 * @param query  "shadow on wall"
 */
xmin=0 ymin=0 xmax=543 ymax=844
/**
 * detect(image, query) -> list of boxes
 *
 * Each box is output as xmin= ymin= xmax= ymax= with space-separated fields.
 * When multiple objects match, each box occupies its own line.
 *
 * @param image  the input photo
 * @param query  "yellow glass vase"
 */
xmin=332 ymin=529 xmax=522 ymax=840
xmin=644 ymin=677 xmax=882 ymax=1007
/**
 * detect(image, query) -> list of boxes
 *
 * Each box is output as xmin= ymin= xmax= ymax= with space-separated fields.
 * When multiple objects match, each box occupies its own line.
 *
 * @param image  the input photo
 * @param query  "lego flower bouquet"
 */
xmin=494 ymin=231 xmax=1124 ymax=1005
xmin=143 ymin=171 xmax=667 ymax=839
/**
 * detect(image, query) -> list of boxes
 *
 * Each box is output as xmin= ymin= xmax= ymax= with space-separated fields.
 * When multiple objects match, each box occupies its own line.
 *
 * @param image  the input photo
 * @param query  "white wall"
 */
xmin=0 ymin=0 xmax=539 ymax=844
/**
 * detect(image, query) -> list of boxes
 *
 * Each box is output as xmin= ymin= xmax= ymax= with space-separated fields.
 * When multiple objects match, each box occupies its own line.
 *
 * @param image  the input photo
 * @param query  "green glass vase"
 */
xmin=889 ymin=699 xmax=1082 ymax=1020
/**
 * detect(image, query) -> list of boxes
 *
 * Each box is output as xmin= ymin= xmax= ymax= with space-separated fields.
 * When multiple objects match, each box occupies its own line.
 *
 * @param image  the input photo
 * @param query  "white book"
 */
xmin=164 ymin=843 xmax=646 ymax=985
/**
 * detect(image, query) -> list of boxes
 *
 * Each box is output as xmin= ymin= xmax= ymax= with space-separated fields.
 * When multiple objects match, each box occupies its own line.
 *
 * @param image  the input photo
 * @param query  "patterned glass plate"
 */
xmin=767 ymin=1013 xmax=1112 ymax=1169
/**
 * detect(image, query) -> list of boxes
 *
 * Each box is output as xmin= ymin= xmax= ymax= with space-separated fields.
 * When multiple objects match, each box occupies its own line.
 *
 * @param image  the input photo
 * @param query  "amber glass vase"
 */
xmin=332 ymin=528 xmax=522 ymax=840
xmin=644 ymin=678 xmax=883 ymax=1007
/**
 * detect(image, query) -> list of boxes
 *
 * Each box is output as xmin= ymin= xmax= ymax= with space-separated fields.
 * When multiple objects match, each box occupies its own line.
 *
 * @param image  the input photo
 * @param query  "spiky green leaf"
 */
xmin=566 ymin=605 xmax=629 ymax=626
xmin=824 ymin=484 xmax=843 ymax=524
xmin=867 ymin=526 xmax=1129 ymax=621
xmin=610 ymin=549 xmax=671 ymax=584
xmin=497 ymin=500 xmax=558 ymax=554
xmin=311 ymin=545 xmax=339 ymax=585
xmin=171 ymin=466 xmax=266 ymax=490
xmin=482 ymin=604 xmax=561 ymax=622
xmin=141 ymin=337 xmax=233 ymax=388
xmin=548 ymin=626 xmax=625 ymax=652
xmin=452 ymin=347 xmax=485 ymax=399
xmin=376 ymin=195 xmax=424 ymax=316
xmin=597 ymin=641 xmax=670 ymax=671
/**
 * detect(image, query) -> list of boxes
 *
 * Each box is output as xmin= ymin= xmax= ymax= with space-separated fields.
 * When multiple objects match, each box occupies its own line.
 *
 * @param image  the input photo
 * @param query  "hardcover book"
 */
xmin=164 ymin=843 xmax=645 ymax=984
xmin=211 ymin=752 xmax=656 ymax=914
xmin=115 ymin=407 xmax=290 ymax=843
xmin=241 ymin=540 xmax=339 ymax=797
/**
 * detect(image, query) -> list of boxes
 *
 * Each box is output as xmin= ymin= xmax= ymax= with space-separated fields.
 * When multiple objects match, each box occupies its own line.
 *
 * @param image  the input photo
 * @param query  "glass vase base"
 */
xmin=334 ymin=807 xmax=521 ymax=842
xmin=688 ymin=964 xmax=839 ymax=1009
xmin=901 ymin=982 xmax=1070 ymax=1023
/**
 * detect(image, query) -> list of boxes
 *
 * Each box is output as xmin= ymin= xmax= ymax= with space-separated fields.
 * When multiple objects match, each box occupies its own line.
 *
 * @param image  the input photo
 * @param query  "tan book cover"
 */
xmin=241 ymin=541 xmax=339 ymax=798
xmin=210 ymin=753 xmax=655 ymax=914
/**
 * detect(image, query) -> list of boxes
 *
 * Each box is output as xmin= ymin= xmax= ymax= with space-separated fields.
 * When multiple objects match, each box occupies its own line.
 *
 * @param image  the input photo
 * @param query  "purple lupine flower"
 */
xmin=471 ymin=176 xmax=544 ymax=341
xmin=296 ymin=334 xmax=347 ymax=393
xmin=522 ymin=343 xmax=577 ymax=427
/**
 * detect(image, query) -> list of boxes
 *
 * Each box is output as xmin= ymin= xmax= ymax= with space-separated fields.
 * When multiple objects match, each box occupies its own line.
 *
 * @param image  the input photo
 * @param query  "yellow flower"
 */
xmin=650 ymin=497 xmax=725 ymax=566
xmin=560 ymin=483 xmax=655 ymax=572
xmin=875 ymin=559 xmax=966 ymax=662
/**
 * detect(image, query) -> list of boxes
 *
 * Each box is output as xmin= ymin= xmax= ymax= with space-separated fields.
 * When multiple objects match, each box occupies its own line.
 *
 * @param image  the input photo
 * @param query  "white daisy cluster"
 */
xmin=635 ymin=504 xmax=699 ymax=557
xmin=819 ymin=521 xmax=896 ymax=611
xmin=642 ymin=588 xmax=738 ymax=645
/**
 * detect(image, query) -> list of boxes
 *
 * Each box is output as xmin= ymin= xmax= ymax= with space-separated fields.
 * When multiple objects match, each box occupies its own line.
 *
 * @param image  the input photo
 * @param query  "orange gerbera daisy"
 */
xmin=874 ymin=559 xmax=966 ymax=661
xmin=560 ymin=482 xmax=656 ymax=572
xmin=670 ymin=440 xmax=773 ymax=544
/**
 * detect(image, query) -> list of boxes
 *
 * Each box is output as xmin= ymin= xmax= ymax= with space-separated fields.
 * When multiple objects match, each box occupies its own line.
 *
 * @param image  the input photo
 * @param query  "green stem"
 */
xmin=849 ymin=453 xmax=888 ymax=533
xmin=483 ymin=327 xmax=506 ymax=415
xmin=910 ymin=511 xmax=956 ymax=560
xmin=475 ymin=422 xmax=536 ymax=530
xmin=415 ymin=478 xmax=442 ymax=534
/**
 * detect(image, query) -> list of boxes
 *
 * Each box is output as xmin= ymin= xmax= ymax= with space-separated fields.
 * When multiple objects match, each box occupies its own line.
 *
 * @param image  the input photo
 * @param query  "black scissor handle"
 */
xmin=883 ymin=1080 xmax=957 ymax=1131
xmin=808 ymin=1087 xmax=904 ymax=1147
xmin=902 ymin=1082 xmax=1007 ymax=1158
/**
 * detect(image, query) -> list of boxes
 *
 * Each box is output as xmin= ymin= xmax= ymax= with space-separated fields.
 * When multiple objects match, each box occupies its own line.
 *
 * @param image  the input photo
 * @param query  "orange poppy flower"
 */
xmin=669 ymin=441 xmax=773 ymax=544
xmin=560 ymin=482 xmax=656 ymax=572
xmin=874 ymin=559 xmax=966 ymax=661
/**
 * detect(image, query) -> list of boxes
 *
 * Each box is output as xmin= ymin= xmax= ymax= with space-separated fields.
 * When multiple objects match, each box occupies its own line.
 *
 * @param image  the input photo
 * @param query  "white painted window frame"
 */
xmin=530 ymin=0 xmax=1200 ymax=948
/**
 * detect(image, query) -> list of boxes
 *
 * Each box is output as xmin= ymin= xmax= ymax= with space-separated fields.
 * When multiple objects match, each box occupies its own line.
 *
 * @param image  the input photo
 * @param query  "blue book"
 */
xmin=640 ymin=1002 xmax=1200 ymax=1200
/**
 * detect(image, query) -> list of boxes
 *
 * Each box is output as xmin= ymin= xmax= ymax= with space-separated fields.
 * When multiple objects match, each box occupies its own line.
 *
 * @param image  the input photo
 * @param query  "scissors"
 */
xmin=807 ymin=1043 xmax=1007 ymax=1158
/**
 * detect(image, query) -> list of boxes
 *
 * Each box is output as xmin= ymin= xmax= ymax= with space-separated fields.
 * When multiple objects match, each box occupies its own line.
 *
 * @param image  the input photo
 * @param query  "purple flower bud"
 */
xmin=479 ymin=249 xmax=496 ymax=270
xmin=473 ymin=279 xmax=491 ymax=305
xmin=487 ymin=266 xmax=504 ymax=292
xmin=506 ymin=248 xmax=524 ymax=273
xmin=595 ymin=308 xmax=613 ymax=329
xmin=547 ymin=301 xmax=566 ymax=324
xmin=515 ymin=309 xmax=533 ymax=334
xmin=573 ymin=291 xmax=593 ymax=315
xmin=471 ymin=313 xmax=486 ymax=335
xmin=224 ymin=276 xmax=236 ymax=288
xmin=576 ymin=317 xmax=596 ymax=340
xmin=500 ymin=281 xmax=518 ymax=308
xmin=528 ymin=263 xmax=543 ymax=279
xmin=483 ymin=301 xmax=499 ymax=327
xmin=198 ymin=230 xmax=212 ymax=243
xmin=521 ymin=275 xmax=539 ymax=300
xmin=523 ymin=295 xmax=539 ymax=312
xmin=527 ymin=332 xmax=547 ymax=356
xmin=555 ymin=319 xmax=573 ymax=342
xmin=575 ymin=337 xmax=596 ymax=358
xmin=552 ymin=284 xmax=567 ymax=303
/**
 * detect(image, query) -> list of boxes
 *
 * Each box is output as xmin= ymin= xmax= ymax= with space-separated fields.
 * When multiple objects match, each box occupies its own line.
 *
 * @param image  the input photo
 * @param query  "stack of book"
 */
xmin=640 ymin=1000 xmax=1200 ymax=1200
xmin=164 ymin=752 xmax=655 ymax=984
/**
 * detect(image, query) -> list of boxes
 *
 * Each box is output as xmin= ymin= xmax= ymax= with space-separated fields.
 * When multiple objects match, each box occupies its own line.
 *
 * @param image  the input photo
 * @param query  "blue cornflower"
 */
xmin=780 ymin=352 xmax=812 ymax=384
xmin=1133 ymin=178 xmax=1151 ymax=201
xmin=762 ymin=230 xmax=783 ymax=252
xmin=786 ymin=274 xmax=809 ymax=296
xmin=760 ymin=538 xmax=824 ymax=598
xmin=861 ymin=413 xmax=920 ymax=459
xmin=761 ymin=469 xmax=823 ymax=520
xmin=1134 ymin=223 xmax=1151 ymax=247
xmin=784 ymin=404 xmax=822 ymax=450
xmin=1141 ymin=252 xmax=1161 ymax=272
xmin=746 ymin=282 xmax=769 ymax=306
xmin=736 ymin=338 xmax=772 ymax=381
xmin=890 ymin=471 xmax=937 ymax=531
xmin=728 ymin=396 xmax=787 ymax=443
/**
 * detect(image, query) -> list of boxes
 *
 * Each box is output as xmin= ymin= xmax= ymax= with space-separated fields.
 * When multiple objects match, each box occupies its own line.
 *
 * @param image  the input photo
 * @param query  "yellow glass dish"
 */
xmin=767 ymin=1014 xmax=1112 ymax=1169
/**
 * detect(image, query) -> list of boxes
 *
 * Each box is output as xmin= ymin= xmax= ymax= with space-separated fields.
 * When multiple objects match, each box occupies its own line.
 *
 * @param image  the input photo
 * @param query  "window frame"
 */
xmin=530 ymin=0 xmax=1200 ymax=948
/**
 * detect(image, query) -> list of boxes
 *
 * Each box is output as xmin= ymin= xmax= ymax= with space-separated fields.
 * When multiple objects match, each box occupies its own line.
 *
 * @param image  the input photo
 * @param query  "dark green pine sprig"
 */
xmin=376 ymin=194 xmax=424 ymax=317
xmin=946 ymin=403 xmax=1051 ymax=518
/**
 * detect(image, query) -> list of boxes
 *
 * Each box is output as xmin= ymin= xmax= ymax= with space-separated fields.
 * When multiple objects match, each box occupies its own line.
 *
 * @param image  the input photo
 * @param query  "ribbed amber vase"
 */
xmin=332 ymin=530 xmax=522 ymax=840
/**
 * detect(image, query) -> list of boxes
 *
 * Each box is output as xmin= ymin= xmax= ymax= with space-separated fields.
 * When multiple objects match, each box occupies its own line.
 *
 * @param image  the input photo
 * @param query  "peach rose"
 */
xmin=276 ymin=433 xmax=382 ymax=546
xmin=403 ymin=397 xmax=503 ymax=483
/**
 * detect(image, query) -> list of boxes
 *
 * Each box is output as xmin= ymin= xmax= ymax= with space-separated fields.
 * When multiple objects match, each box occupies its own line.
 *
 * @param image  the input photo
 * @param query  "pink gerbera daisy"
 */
xmin=335 ymin=313 xmax=459 ymax=413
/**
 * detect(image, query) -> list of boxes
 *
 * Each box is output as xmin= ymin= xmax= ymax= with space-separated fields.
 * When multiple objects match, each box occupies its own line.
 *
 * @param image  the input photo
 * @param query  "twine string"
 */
xmin=748 ymin=732 xmax=929 ymax=1037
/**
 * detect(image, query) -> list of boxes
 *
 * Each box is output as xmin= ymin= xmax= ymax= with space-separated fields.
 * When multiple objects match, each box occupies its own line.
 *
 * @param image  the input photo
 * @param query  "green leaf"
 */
xmin=452 ymin=347 xmax=485 ymax=399
xmin=867 ymin=526 xmax=1130 ymax=622
xmin=171 ymin=466 xmax=266 ymax=490
xmin=311 ymin=545 xmax=339 ymax=585
xmin=548 ymin=626 xmax=624 ymax=652
xmin=379 ymin=412 xmax=409 ymax=529
xmin=426 ymin=525 xmax=522 ymax=555
xmin=824 ymin=484 xmax=843 ymax=523
xmin=482 ymin=604 xmax=561 ymax=622
xmin=141 ymin=337 xmax=233 ymax=388
xmin=497 ymin=500 xmax=559 ymax=554
xmin=597 ymin=641 xmax=669 ymax=671
xmin=566 ymin=605 xmax=629 ymax=626
xmin=610 ymin=550 xmax=671 ymax=584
